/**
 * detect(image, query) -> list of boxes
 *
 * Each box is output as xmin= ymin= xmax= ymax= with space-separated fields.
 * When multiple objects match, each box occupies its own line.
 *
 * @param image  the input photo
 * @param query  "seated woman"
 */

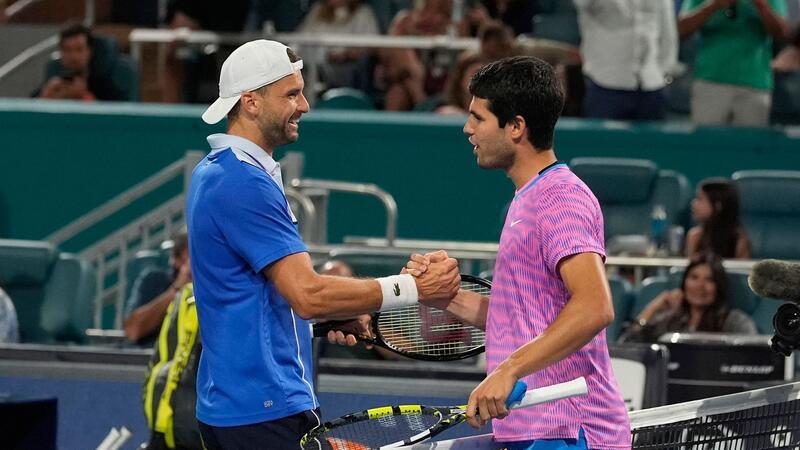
xmin=619 ymin=254 xmax=757 ymax=343
xmin=686 ymin=178 xmax=752 ymax=259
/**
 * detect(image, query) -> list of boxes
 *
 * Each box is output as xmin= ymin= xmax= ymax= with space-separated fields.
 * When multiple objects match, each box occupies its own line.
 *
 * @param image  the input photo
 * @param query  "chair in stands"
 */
xmin=44 ymin=34 xmax=139 ymax=101
xmin=570 ymin=157 xmax=692 ymax=250
xmin=124 ymin=248 xmax=170 ymax=301
xmin=732 ymin=170 xmax=800 ymax=260
xmin=608 ymin=275 xmax=633 ymax=342
xmin=631 ymin=275 xmax=671 ymax=321
xmin=770 ymin=71 xmax=800 ymax=125
xmin=315 ymin=88 xmax=375 ymax=110
xmin=530 ymin=0 xmax=581 ymax=46
xmin=0 ymin=239 xmax=96 ymax=343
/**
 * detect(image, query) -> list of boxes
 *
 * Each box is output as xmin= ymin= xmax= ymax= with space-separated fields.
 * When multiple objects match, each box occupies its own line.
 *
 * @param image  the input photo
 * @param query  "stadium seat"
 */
xmin=530 ymin=0 xmax=581 ymax=46
xmin=632 ymin=275 xmax=670 ymax=320
xmin=0 ymin=239 xmax=95 ymax=343
xmin=316 ymin=88 xmax=375 ymax=110
xmin=124 ymin=249 xmax=169 ymax=300
xmin=608 ymin=275 xmax=633 ymax=341
xmin=770 ymin=71 xmax=800 ymax=125
xmin=732 ymin=170 xmax=800 ymax=260
xmin=40 ymin=254 xmax=96 ymax=343
xmin=570 ymin=158 xmax=690 ymax=245
xmin=530 ymin=14 xmax=581 ymax=47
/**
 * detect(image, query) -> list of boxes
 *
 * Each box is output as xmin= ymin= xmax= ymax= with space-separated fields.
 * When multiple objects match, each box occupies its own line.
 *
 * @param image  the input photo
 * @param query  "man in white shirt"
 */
xmin=575 ymin=0 xmax=678 ymax=120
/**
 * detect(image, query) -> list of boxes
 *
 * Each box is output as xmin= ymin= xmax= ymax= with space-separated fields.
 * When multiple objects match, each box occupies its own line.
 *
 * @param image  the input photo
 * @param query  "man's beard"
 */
xmin=261 ymin=120 xmax=293 ymax=147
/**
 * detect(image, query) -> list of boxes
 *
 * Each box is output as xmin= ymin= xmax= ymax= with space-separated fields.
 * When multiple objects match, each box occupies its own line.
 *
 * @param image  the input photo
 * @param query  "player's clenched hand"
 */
xmin=466 ymin=367 xmax=518 ymax=428
xmin=404 ymin=249 xmax=449 ymax=277
xmin=326 ymin=314 xmax=373 ymax=349
xmin=414 ymin=256 xmax=460 ymax=302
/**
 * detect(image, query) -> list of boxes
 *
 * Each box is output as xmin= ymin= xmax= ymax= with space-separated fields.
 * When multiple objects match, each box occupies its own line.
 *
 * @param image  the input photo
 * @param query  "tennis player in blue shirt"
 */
xmin=186 ymin=39 xmax=461 ymax=449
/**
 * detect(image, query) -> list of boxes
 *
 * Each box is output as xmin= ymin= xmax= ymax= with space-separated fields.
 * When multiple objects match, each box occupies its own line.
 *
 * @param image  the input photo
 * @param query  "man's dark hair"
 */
xmin=227 ymin=47 xmax=302 ymax=122
xmin=170 ymin=228 xmax=189 ymax=258
xmin=468 ymin=56 xmax=564 ymax=150
xmin=59 ymin=23 xmax=93 ymax=47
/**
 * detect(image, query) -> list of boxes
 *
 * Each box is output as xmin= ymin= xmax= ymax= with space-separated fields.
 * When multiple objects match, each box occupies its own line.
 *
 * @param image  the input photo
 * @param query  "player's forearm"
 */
xmin=497 ymin=294 xmax=613 ymax=379
xmin=289 ymin=274 xmax=383 ymax=320
xmin=444 ymin=289 xmax=489 ymax=330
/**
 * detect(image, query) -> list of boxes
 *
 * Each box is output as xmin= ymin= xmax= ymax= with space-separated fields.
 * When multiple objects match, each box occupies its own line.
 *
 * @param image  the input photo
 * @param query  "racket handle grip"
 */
xmin=509 ymin=377 xmax=588 ymax=410
xmin=312 ymin=319 xmax=354 ymax=338
xmin=505 ymin=381 xmax=527 ymax=407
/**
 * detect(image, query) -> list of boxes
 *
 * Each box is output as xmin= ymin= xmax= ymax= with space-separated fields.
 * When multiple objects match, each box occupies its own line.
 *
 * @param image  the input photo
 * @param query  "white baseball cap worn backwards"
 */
xmin=201 ymin=39 xmax=304 ymax=124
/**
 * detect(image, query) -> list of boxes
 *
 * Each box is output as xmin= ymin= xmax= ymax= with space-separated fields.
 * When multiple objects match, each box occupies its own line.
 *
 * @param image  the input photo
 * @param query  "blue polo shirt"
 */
xmin=186 ymin=133 xmax=315 ymax=426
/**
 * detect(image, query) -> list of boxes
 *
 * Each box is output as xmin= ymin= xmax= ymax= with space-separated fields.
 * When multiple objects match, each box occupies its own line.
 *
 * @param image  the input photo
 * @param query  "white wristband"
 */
xmin=376 ymin=274 xmax=418 ymax=311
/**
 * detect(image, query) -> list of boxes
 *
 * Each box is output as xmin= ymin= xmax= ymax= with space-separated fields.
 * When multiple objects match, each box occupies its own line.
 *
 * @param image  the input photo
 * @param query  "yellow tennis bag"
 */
xmin=143 ymin=283 xmax=203 ymax=449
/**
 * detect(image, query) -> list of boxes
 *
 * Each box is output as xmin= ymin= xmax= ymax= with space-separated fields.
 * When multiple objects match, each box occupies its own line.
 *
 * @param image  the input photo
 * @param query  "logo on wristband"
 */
xmin=393 ymin=283 xmax=400 ymax=296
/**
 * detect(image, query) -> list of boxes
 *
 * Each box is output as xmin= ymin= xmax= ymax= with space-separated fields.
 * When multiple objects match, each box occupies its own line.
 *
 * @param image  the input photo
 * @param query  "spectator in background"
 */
xmin=619 ymin=254 xmax=757 ymax=343
xmin=124 ymin=230 xmax=191 ymax=347
xmin=0 ymin=286 xmax=19 ymax=343
xmin=297 ymin=0 xmax=380 ymax=91
xmin=686 ymin=178 xmax=752 ymax=259
xmin=162 ymin=0 xmax=250 ymax=103
xmin=36 ymin=24 xmax=136 ymax=101
xmin=475 ymin=0 xmax=539 ymax=36
xmin=478 ymin=20 xmax=516 ymax=61
xmin=380 ymin=0 xmax=466 ymax=110
xmin=435 ymin=51 xmax=488 ymax=115
xmin=773 ymin=22 xmax=800 ymax=71
xmin=679 ymin=0 xmax=788 ymax=127
xmin=574 ymin=0 xmax=678 ymax=121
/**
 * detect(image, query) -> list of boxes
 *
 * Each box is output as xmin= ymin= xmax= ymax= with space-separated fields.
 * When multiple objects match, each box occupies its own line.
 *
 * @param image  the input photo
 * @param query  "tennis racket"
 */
xmin=313 ymin=274 xmax=491 ymax=361
xmin=300 ymin=377 xmax=588 ymax=450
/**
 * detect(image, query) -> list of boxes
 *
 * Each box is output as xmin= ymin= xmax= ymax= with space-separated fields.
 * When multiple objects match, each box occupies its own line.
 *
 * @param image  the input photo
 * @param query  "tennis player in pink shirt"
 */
xmin=408 ymin=57 xmax=631 ymax=449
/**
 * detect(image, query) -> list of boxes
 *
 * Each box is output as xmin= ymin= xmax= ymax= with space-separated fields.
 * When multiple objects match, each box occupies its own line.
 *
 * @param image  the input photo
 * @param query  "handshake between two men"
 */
xmin=324 ymin=250 xmax=462 ymax=347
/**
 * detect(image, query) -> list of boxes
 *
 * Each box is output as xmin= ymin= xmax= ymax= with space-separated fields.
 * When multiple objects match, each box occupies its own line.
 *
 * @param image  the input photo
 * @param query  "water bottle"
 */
xmin=650 ymin=204 xmax=668 ymax=253
xmin=668 ymin=225 xmax=685 ymax=256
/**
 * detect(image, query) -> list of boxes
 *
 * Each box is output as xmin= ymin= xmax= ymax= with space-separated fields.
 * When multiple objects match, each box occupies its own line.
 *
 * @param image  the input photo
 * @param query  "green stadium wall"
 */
xmin=1 ymin=99 xmax=798 ymax=251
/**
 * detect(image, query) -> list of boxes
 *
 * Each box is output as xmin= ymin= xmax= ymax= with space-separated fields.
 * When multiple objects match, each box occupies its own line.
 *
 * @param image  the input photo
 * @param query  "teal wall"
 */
xmin=1 ymin=99 xmax=798 ymax=250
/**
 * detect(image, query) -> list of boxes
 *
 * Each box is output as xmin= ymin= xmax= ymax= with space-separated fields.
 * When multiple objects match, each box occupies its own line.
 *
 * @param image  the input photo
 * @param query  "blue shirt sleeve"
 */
xmin=215 ymin=172 xmax=307 ymax=273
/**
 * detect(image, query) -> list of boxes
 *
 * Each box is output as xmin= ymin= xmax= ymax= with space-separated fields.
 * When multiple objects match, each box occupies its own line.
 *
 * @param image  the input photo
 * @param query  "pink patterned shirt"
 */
xmin=487 ymin=164 xmax=631 ymax=448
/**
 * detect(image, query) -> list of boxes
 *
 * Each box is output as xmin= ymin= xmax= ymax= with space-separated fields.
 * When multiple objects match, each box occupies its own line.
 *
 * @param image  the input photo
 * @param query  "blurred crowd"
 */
xmin=10 ymin=0 xmax=797 ymax=126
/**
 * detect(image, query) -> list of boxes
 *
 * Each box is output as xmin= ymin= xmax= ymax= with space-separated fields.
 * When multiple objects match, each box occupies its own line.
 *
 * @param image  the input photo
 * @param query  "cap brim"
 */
xmin=202 ymin=95 xmax=241 ymax=124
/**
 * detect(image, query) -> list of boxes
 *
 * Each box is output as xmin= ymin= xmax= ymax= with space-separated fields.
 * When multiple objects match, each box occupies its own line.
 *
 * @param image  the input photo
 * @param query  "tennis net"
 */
xmin=409 ymin=381 xmax=800 ymax=449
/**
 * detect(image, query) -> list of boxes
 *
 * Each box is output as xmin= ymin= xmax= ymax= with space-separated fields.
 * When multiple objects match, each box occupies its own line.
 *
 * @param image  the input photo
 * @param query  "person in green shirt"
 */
xmin=679 ymin=0 xmax=789 ymax=127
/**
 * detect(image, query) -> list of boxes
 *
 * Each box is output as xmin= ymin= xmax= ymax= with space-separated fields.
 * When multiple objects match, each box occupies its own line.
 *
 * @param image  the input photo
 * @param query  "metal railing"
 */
xmin=46 ymin=151 xmax=203 ymax=245
xmin=44 ymin=151 xmax=204 ymax=328
xmin=128 ymin=27 xmax=479 ymax=102
xmin=0 ymin=0 xmax=97 ymax=84
xmin=291 ymin=178 xmax=398 ymax=246
xmin=127 ymin=28 xmax=479 ymax=63
xmin=83 ymin=195 xmax=186 ymax=329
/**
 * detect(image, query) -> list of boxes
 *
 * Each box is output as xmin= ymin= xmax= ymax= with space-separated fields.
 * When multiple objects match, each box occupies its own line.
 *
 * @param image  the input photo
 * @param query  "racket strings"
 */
xmin=376 ymin=281 xmax=488 ymax=356
xmin=302 ymin=413 xmax=442 ymax=449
